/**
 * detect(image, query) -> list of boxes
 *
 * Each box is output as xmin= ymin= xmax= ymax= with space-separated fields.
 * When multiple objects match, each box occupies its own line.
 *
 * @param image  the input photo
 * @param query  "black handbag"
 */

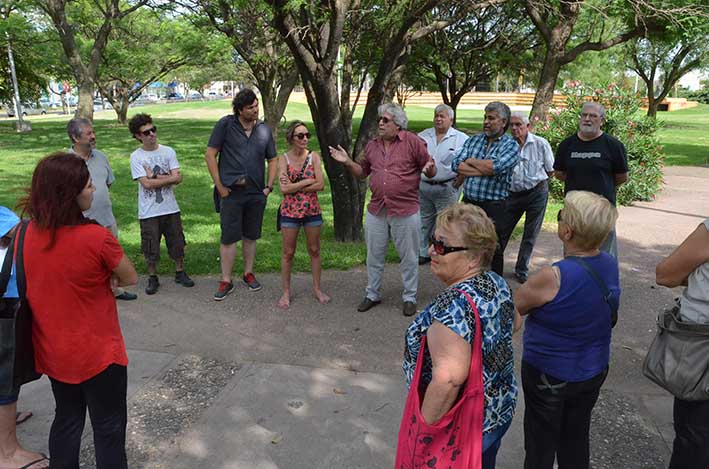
xmin=0 ymin=220 xmax=41 ymax=395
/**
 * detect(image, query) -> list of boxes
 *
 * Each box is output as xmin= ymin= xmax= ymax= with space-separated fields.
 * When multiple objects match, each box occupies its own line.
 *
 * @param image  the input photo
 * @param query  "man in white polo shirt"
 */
xmin=417 ymin=104 xmax=468 ymax=265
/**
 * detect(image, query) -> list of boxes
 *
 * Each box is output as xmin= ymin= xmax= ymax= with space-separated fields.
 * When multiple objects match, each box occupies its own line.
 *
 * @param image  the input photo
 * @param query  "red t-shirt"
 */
xmin=23 ymin=222 xmax=128 ymax=384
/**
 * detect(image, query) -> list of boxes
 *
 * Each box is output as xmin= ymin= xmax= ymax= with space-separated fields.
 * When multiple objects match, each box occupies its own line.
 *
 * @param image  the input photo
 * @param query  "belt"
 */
xmin=423 ymin=177 xmax=456 ymax=186
xmin=510 ymin=180 xmax=547 ymax=197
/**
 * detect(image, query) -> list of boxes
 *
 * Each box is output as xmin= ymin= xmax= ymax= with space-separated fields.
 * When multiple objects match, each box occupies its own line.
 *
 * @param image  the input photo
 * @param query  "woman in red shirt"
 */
xmin=20 ymin=152 xmax=137 ymax=468
xmin=277 ymin=121 xmax=330 ymax=309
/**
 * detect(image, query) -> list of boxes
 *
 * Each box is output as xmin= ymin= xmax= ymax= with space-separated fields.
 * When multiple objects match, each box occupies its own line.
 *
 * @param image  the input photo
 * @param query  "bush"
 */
xmin=534 ymin=81 xmax=664 ymax=206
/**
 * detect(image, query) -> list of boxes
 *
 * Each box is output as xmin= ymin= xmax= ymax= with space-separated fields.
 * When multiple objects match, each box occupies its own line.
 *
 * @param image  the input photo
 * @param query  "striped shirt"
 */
xmin=451 ymin=133 xmax=519 ymax=201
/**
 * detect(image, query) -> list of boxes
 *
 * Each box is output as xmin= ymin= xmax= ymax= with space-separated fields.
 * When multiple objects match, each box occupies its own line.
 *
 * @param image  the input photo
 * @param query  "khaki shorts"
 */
xmin=139 ymin=212 xmax=186 ymax=263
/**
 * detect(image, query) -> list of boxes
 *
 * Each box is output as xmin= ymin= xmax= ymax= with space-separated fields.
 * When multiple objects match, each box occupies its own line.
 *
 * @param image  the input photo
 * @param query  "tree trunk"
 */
xmin=529 ymin=51 xmax=563 ymax=124
xmin=257 ymin=72 xmax=297 ymax=140
xmin=116 ymin=97 xmax=129 ymax=124
xmin=75 ymin=80 xmax=95 ymax=120
xmin=306 ymin=73 xmax=367 ymax=242
xmin=646 ymin=79 xmax=658 ymax=118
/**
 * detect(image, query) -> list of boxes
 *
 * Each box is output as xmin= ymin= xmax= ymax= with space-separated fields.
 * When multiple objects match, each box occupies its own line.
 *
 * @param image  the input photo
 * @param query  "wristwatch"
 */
xmin=266 ymin=185 xmax=273 ymax=193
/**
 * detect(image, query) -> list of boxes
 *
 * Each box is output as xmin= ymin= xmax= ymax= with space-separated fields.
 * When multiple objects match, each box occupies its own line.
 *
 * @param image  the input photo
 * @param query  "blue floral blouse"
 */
xmin=403 ymin=272 xmax=518 ymax=433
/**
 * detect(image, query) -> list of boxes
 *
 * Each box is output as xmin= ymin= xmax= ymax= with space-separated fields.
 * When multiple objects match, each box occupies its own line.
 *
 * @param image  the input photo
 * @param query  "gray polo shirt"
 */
xmin=70 ymin=147 xmax=116 ymax=227
xmin=207 ymin=115 xmax=276 ymax=193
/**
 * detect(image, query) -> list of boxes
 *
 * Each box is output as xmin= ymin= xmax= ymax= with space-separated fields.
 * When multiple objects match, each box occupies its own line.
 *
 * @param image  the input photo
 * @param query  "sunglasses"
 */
xmin=294 ymin=132 xmax=310 ymax=140
xmin=378 ymin=116 xmax=392 ymax=124
xmin=557 ymin=209 xmax=563 ymax=222
xmin=429 ymin=236 xmax=469 ymax=256
xmin=140 ymin=126 xmax=157 ymax=136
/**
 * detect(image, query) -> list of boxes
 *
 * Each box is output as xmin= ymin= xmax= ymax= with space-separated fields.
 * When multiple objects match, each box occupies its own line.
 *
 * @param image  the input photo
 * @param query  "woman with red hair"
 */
xmin=20 ymin=152 xmax=137 ymax=468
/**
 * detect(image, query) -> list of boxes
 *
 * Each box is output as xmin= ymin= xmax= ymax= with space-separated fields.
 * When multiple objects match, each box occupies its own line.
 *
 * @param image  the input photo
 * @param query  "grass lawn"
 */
xmin=657 ymin=103 xmax=709 ymax=166
xmin=0 ymin=100 xmax=700 ymax=275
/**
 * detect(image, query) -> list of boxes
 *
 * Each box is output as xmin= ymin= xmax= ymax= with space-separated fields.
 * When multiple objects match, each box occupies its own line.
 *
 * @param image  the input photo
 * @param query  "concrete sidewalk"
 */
xmin=16 ymin=166 xmax=709 ymax=468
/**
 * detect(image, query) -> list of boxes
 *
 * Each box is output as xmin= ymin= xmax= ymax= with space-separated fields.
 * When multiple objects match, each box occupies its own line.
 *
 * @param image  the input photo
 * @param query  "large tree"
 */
xmin=0 ymin=1 xmax=58 ymax=105
xmin=627 ymin=23 xmax=709 ymax=117
xmin=408 ymin=2 xmax=534 ymax=124
xmin=39 ymin=0 xmax=149 ymax=120
xmin=185 ymin=0 xmax=297 ymax=136
xmin=524 ymin=0 xmax=708 ymax=122
xmin=96 ymin=11 xmax=221 ymax=124
xmin=266 ymin=0 xmax=499 ymax=241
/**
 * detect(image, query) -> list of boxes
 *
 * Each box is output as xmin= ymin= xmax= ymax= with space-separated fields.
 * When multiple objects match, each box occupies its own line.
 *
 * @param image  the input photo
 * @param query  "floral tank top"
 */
xmin=280 ymin=152 xmax=321 ymax=218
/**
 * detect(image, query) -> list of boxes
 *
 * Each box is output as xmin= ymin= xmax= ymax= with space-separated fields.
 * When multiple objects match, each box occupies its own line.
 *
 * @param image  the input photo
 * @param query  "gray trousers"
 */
xmin=418 ymin=180 xmax=461 ymax=258
xmin=365 ymin=209 xmax=420 ymax=303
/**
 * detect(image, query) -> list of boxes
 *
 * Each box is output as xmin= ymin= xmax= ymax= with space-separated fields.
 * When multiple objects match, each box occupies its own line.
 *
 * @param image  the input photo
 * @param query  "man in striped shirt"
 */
xmin=451 ymin=101 xmax=519 ymax=275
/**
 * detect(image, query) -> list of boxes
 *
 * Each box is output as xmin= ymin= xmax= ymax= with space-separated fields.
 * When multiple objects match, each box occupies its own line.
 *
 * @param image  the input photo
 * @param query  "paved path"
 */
xmin=16 ymin=166 xmax=709 ymax=468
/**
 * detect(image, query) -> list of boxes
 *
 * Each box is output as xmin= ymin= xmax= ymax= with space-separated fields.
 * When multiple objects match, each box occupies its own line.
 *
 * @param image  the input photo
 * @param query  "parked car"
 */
xmin=93 ymin=98 xmax=113 ymax=111
xmin=144 ymin=93 xmax=159 ymax=103
xmin=187 ymin=91 xmax=203 ymax=100
xmin=5 ymin=102 xmax=48 ymax=117
xmin=207 ymin=91 xmax=225 ymax=100
xmin=167 ymin=92 xmax=184 ymax=101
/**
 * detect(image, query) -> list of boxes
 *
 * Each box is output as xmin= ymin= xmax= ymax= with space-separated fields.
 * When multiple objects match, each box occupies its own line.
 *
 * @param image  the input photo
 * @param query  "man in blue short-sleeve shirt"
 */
xmin=451 ymin=101 xmax=519 ymax=276
xmin=205 ymin=88 xmax=277 ymax=301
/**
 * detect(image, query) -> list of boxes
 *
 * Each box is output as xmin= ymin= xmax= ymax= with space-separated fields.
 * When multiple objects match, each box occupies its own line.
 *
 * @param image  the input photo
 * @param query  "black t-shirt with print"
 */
xmin=554 ymin=133 xmax=628 ymax=205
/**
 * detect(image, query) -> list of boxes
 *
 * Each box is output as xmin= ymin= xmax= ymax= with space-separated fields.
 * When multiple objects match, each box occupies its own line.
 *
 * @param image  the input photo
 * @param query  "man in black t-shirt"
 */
xmin=554 ymin=102 xmax=628 ymax=257
xmin=204 ymin=88 xmax=277 ymax=301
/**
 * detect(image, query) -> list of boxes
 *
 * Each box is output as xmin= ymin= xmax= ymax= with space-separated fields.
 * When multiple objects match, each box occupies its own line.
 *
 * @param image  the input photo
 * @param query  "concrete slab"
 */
xmin=15 ymin=349 xmax=176 ymax=454
xmin=167 ymin=363 xmax=406 ymax=469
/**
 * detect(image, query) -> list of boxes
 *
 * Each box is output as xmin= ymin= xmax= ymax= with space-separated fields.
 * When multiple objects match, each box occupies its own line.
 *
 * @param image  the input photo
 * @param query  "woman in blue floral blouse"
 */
xmin=402 ymin=203 xmax=518 ymax=469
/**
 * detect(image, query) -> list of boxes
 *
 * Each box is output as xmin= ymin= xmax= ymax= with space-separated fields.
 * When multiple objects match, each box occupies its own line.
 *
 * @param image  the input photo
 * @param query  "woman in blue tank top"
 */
xmin=515 ymin=191 xmax=620 ymax=469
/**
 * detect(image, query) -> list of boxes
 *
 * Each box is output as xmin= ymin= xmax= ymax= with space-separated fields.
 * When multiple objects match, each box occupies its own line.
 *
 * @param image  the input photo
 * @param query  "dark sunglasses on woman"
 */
xmin=429 ymin=236 xmax=469 ymax=256
xmin=294 ymin=132 xmax=310 ymax=140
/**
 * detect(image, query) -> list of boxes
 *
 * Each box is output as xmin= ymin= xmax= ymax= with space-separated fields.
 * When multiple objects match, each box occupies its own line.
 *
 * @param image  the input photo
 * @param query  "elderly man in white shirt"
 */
xmin=500 ymin=111 xmax=554 ymax=283
xmin=417 ymin=104 xmax=469 ymax=264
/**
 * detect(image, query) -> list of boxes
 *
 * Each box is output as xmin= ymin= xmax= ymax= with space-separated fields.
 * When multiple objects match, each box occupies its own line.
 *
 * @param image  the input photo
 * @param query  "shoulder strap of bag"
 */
xmin=14 ymin=220 xmax=29 ymax=300
xmin=294 ymin=153 xmax=311 ymax=182
xmin=567 ymin=256 xmax=618 ymax=327
xmin=0 ymin=229 xmax=16 ymax=295
xmin=453 ymin=287 xmax=484 ymax=392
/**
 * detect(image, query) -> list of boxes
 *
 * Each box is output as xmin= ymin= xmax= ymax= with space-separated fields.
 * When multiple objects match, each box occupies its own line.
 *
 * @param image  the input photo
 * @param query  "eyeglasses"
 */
xmin=378 ymin=116 xmax=391 ymax=124
xmin=429 ymin=236 xmax=469 ymax=256
xmin=294 ymin=132 xmax=310 ymax=140
xmin=557 ymin=209 xmax=563 ymax=222
xmin=141 ymin=126 xmax=157 ymax=136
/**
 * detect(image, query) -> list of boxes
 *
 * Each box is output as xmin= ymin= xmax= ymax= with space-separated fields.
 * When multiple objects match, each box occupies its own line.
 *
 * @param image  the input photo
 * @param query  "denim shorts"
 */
xmin=0 ymin=390 xmax=19 ymax=405
xmin=280 ymin=214 xmax=323 ymax=229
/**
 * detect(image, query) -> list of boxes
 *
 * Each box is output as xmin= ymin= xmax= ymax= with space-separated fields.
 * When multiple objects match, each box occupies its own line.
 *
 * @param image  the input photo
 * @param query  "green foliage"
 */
xmin=534 ymin=81 xmax=664 ymax=205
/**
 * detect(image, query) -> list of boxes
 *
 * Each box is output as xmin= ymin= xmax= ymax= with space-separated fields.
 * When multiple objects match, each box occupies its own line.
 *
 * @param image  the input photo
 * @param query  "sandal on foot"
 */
xmin=15 ymin=411 xmax=32 ymax=425
xmin=19 ymin=454 xmax=49 ymax=469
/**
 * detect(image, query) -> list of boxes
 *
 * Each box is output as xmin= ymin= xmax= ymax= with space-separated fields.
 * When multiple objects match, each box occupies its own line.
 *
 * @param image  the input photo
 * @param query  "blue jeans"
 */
xmin=483 ymin=418 xmax=512 ymax=469
xmin=499 ymin=181 xmax=549 ymax=279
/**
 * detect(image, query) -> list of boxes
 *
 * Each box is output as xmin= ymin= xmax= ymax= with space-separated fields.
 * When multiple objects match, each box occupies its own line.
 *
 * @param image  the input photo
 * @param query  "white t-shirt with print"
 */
xmin=130 ymin=144 xmax=181 ymax=220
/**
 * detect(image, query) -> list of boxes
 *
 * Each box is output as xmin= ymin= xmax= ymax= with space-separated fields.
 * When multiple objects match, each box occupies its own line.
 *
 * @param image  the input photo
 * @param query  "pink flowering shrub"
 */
xmin=535 ymin=82 xmax=664 ymax=205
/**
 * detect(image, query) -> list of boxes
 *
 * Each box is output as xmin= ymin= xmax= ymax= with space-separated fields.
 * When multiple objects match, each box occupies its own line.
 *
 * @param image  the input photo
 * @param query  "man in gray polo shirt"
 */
xmin=68 ymin=117 xmax=137 ymax=300
xmin=205 ymin=88 xmax=278 ymax=301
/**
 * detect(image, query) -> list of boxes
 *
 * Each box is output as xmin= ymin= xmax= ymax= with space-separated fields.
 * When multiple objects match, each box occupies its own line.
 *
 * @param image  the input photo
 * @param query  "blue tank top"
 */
xmin=523 ymin=252 xmax=620 ymax=382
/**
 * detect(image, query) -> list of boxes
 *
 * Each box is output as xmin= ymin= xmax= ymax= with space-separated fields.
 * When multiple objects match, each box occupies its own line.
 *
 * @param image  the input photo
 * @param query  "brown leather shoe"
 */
xmin=402 ymin=301 xmax=417 ymax=317
xmin=357 ymin=297 xmax=381 ymax=312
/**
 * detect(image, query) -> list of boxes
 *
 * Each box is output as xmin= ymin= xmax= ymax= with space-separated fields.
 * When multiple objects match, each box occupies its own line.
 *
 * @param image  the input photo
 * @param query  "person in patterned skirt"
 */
xmin=276 ymin=121 xmax=330 ymax=309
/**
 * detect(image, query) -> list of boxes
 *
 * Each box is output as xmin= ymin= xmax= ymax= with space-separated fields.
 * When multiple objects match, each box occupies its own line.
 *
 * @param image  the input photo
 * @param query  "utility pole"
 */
xmin=6 ymin=31 xmax=31 ymax=132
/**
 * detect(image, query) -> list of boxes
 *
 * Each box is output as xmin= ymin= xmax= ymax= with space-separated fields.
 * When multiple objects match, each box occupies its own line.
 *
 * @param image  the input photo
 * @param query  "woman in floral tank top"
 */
xmin=277 ymin=121 xmax=330 ymax=309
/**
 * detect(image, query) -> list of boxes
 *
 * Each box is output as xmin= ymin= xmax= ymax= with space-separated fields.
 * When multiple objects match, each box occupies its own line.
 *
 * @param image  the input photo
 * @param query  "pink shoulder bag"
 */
xmin=395 ymin=289 xmax=484 ymax=468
